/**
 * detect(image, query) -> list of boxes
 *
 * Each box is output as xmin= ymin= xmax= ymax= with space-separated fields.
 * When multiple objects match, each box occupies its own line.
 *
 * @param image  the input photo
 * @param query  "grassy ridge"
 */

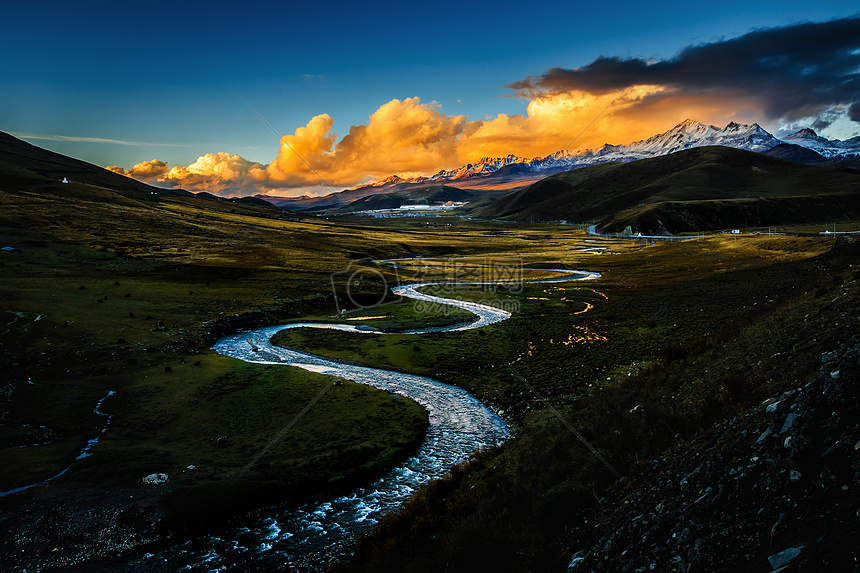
xmin=336 ymin=185 xmax=476 ymax=212
xmin=474 ymin=146 xmax=860 ymax=234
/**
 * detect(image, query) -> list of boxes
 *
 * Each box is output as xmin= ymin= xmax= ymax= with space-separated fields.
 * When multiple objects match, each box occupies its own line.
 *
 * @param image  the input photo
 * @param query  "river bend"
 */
xmin=133 ymin=269 xmax=598 ymax=571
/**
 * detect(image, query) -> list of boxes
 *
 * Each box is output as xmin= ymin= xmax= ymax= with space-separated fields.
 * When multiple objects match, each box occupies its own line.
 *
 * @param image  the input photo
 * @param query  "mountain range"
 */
xmin=1 ymin=128 xmax=858 ymax=237
xmin=259 ymin=120 xmax=860 ymax=212
xmin=472 ymin=145 xmax=860 ymax=234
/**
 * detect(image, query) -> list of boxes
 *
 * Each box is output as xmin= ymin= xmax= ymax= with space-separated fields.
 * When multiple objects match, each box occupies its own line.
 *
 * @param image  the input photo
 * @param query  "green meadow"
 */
xmin=0 ymin=177 xmax=646 ymax=525
xmin=2 ymin=172 xmax=859 ymax=570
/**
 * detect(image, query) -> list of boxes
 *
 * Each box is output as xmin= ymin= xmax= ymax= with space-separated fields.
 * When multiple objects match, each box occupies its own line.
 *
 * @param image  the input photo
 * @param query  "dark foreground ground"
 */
xmin=574 ymin=341 xmax=860 ymax=572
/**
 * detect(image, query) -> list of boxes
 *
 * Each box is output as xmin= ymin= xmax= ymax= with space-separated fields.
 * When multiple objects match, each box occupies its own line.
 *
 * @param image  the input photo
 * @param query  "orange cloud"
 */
xmin=265 ymin=113 xmax=338 ymax=187
xmin=108 ymin=154 xmax=268 ymax=197
xmin=455 ymin=87 xmax=667 ymax=160
xmin=111 ymin=91 xmax=771 ymax=198
xmin=266 ymin=98 xmax=467 ymax=188
xmin=334 ymin=97 xmax=467 ymax=174
xmin=108 ymin=161 xmax=168 ymax=183
xmin=107 ymin=159 xmax=170 ymax=179
xmin=179 ymin=153 xmax=262 ymax=179
xmin=455 ymin=84 xmax=769 ymax=162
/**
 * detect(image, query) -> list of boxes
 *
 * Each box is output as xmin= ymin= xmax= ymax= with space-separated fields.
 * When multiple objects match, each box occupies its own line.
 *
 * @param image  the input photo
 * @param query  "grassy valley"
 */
xmin=2 ymin=135 xmax=859 ymax=572
xmin=335 ymin=234 xmax=860 ymax=572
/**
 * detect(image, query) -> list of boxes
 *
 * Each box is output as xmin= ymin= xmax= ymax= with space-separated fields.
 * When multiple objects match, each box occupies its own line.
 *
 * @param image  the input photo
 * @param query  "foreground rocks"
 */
xmin=573 ymin=342 xmax=860 ymax=572
xmin=0 ymin=484 xmax=166 ymax=571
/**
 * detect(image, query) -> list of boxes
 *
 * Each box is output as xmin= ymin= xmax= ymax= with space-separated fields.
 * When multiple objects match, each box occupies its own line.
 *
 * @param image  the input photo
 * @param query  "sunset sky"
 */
xmin=2 ymin=1 xmax=859 ymax=197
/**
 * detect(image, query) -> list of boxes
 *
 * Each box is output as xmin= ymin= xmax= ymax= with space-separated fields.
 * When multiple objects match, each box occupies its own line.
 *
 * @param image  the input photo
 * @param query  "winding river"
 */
xmin=128 ymin=269 xmax=600 ymax=571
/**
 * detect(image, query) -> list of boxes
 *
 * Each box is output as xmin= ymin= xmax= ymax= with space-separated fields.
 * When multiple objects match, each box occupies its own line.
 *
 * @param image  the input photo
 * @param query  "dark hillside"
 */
xmin=337 ymin=185 xmax=475 ymax=212
xmin=0 ymin=131 xmax=281 ymax=218
xmin=764 ymin=142 xmax=829 ymax=164
xmin=474 ymin=146 xmax=860 ymax=234
xmin=0 ymin=131 xmax=171 ymax=195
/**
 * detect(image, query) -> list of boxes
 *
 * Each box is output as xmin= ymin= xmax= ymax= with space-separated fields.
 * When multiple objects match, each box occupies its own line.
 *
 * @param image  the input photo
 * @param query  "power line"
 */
xmin=507 ymin=364 xmax=622 ymax=479
xmin=238 ymin=95 xmax=345 ymax=203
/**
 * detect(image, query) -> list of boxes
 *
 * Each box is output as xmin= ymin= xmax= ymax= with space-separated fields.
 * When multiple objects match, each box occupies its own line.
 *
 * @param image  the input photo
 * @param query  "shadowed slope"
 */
xmin=474 ymin=146 xmax=860 ymax=234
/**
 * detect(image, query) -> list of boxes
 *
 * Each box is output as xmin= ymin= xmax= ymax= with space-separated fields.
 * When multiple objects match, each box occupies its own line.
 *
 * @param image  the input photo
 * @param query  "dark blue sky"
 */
xmin=2 ymin=1 xmax=858 ymax=195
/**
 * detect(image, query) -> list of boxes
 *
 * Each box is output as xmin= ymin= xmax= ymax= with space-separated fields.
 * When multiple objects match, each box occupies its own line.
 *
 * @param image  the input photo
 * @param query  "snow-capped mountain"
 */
xmin=346 ymin=155 xmax=531 ymax=192
xmin=782 ymin=128 xmax=860 ymax=160
xmin=545 ymin=120 xmax=783 ymax=170
xmin=362 ymin=174 xmax=429 ymax=188
xmin=345 ymin=119 xmax=860 ymax=194
xmin=429 ymin=154 xmax=529 ymax=181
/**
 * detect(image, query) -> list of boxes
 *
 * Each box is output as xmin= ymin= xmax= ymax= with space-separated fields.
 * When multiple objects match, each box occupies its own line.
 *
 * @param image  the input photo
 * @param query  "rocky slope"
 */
xmin=572 ymin=342 xmax=860 ymax=572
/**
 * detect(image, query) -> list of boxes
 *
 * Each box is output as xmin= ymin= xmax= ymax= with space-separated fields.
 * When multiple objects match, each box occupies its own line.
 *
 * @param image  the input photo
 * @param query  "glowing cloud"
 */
xmin=266 ymin=113 xmax=338 ymax=187
xmin=457 ymin=85 xmax=671 ymax=160
xmin=508 ymin=17 xmax=860 ymax=135
xmin=266 ymin=98 xmax=467 ymax=187
xmin=108 ymin=154 xmax=269 ymax=197
xmin=111 ymin=18 xmax=860 ymax=198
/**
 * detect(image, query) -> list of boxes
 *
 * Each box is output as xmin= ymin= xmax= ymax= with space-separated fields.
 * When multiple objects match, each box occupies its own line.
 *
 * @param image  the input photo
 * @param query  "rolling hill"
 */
xmin=0 ymin=130 xmax=182 ymax=195
xmin=473 ymin=146 xmax=860 ymax=234
xmin=763 ymin=143 xmax=829 ymax=164
xmin=335 ymin=185 xmax=478 ymax=212
xmin=0 ymin=131 xmax=286 ymax=217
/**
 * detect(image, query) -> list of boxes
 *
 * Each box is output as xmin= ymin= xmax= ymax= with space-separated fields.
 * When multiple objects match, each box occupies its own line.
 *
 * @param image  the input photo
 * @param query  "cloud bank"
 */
xmin=112 ymin=17 xmax=860 ymax=197
xmin=508 ymin=17 xmax=860 ymax=132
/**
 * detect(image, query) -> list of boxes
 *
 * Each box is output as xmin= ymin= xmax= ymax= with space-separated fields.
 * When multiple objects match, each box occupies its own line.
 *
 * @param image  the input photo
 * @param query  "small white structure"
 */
xmin=62 ymin=177 xmax=68 ymax=183
xmin=731 ymin=229 xmax=740 ymax=234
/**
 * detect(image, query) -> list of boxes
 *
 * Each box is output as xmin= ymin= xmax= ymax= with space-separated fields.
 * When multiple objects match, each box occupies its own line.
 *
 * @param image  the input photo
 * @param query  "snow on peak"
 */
xmin=787 ymin=127 xmax=819 ymax=139
xmin=782 ymin=128 xmax=860 ymax=159
xmin=673 ymin=118 xmax=718 ymax=134
xmin=356 ymin=119 xmax=860 ymax=190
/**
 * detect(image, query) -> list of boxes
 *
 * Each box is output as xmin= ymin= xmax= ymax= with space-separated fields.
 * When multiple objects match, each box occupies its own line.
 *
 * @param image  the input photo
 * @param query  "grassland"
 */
xmin=0 ymin=184 xmax=536 ymax=521
xmin=2 ymin=152 xmax=859 ymax=571
xmin=0 ymin=172 xmax=661 ymax=540
xmin=334 ymin=232 xmax=860 ymax=572
xmin=272 ymin=234 xmax=837 ymax=423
